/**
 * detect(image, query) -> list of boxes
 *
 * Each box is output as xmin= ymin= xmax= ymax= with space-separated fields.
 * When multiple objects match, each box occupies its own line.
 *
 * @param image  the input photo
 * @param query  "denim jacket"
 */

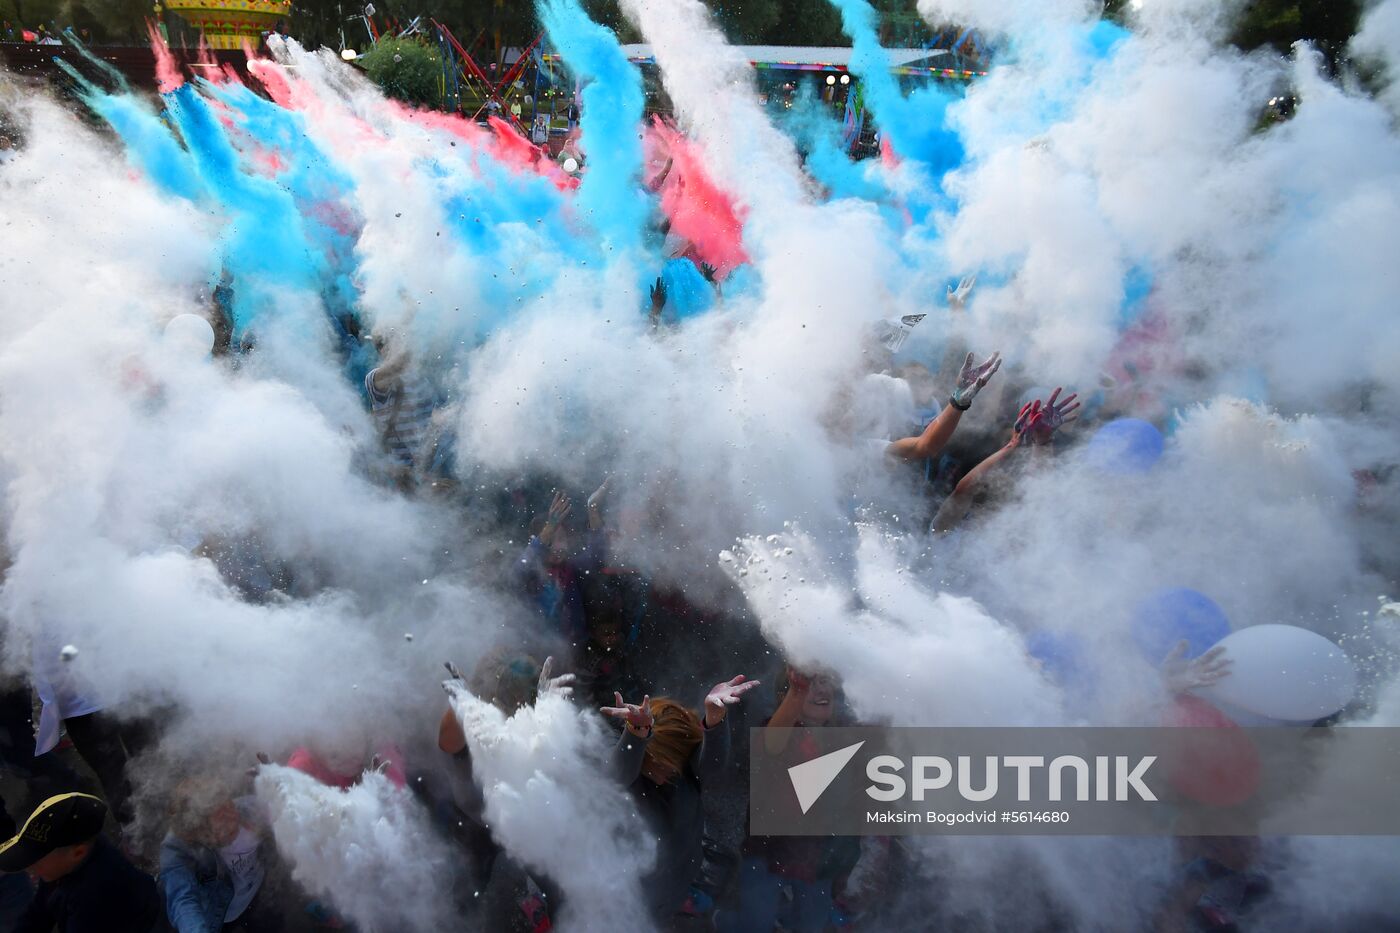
xmin=158 ymin=798 xmax=265 ymax=933
xmin=159 ymin=833 xmax=233 ymax=933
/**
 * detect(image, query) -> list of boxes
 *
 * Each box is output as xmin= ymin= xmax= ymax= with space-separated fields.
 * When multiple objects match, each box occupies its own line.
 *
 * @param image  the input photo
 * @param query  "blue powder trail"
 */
xmin=659 ymin=258 xmax=714 ymax=319
xmin=538 ymin=0 xmax=650 ymax=260
xmin=207 ymin=80 xmax=364 ymax=323
xmin=780 ymin=88 xmax=890 ymax=205
xmin=56 ymin=61 xmax=204 ymax=202
xmin=997 ymin=19 xmax=1130 ymax=140
xmin=827 ymin=0 xmax=965 ymax=209
xmin=163 ymin=82 xmax=326 ymax=335
xmin=60 ymin=28 xmax=132 ymax=94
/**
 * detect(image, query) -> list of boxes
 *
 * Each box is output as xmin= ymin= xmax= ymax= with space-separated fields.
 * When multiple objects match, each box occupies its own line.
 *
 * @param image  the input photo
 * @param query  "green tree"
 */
xmin=286 ymin=0 xmax=348 ymax=51
xmin=1229 ymin=0 xmax=1361 ymax=71
xmin=0 ymin=0 xmax=62 ymax=32
xmin=357 ymin=34 xmax=443 ymax=105
xmin=761 ymin=0 xmax=842 ymax=45
xmin=80 ymin=0 xmax=153 ymax=43
xmin=710 ymin=0 xmax=782 ymax=43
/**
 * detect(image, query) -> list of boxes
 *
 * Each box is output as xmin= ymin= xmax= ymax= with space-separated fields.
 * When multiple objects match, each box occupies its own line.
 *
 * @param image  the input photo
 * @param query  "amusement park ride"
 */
xmin=158 ymin=0 xmax=292 ymax=50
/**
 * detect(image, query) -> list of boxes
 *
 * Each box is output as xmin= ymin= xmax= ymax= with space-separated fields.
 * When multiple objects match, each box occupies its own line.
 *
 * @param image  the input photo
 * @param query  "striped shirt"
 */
xmin=365 ymin=368 xmax=437 ymax=469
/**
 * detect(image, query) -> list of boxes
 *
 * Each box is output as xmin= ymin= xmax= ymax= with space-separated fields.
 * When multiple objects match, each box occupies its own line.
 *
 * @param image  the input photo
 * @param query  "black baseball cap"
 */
xmin=0 ymin=793 xmax=107 ymax=872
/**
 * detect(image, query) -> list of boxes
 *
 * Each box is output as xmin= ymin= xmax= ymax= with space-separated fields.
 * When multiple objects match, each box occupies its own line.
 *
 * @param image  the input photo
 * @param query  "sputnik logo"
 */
xmin=788 ymin=741 xmax=865 ymax=814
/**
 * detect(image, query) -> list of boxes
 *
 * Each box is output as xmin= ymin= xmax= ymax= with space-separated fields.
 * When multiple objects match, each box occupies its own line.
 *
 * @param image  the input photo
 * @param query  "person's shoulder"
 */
xmin=364 ymin=368 xmax=392 ymax=404
xmin=83 ymin=837 xmax=156 ymax=893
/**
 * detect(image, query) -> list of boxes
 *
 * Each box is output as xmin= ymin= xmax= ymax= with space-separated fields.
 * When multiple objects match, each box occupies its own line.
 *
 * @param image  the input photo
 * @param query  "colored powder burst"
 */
xmin=58 ymin=62 xmax=204 ymax=203
xmin=828 ymin=0 xmax=963 ymax=214
xmin=163 ymin=82 xmax=326 ymax=333
xmin=539 ymin=0 xmax=649 ymax=257
xmin=147 ymin=23 xmax=186 ymax=95
xmin=646 ymin=118 xmax=749 ymax=279
xmin=996 ymin=18 xmax=1131 ymax=139
xmin=779 ymin=88 xmax=891 ymax=205
xmin=209 ymin=78 xmax=365 ymax=331
xmin=659 ymin=256 xmax=716 ymax=319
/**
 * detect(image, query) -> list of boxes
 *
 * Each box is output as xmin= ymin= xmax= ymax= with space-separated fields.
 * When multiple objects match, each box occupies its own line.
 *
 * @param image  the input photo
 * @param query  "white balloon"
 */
xmin=1199 ymin=624 xmax=1357 ymax=722
xmin=562 ymin=157 xmax=579 ymax=174
xmin=1196 ymin=695 xmax=1296 ymax=727
xmin=164 ymin=313 xmax=216 ymax=358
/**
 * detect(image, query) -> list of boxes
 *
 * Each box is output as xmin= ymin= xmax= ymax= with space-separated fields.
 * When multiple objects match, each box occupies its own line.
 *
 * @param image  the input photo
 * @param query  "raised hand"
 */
xmin=1006 ymin=402 xmax=1036 ymax=449
xmin=601 ymin=692 xmax=654 ymax=736
xmin=947 ymin=274 xmax=976 ymax=311
xmin=536 ymin=655 xmax=576 ymax=700
xmin=586 ymin=477 xmax=610 ymax=530
xmin=699 ymin=262 xmax=718 ymax=284
xmin=1022 ymin=387 xmax=1079 ymax=445
xmin=1161 ymin=642 xmax=1233 ymax=695
xmin=540 ymin=491 xmax=571 ymax=545
xmin=649 ymin=277 xmax=667 ymax=312
xmin=950 ymin=350 xmax=1002 ymax=410
xmin=704 ymin=674 xmax=760 ymax=727
xmin=785 ymin=666 xmax=812 ymax=697
xmin=248 ymin=751 xmax=273 ymax=777
xmin=587 ymin=477 xmax=609 ymax=513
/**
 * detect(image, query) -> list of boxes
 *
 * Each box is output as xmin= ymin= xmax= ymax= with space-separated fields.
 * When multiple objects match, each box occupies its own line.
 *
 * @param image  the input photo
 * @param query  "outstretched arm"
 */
xmin=931 ymin=403 xmax=1031 ymax=533
xmin=931 ymin=441 xmax=1018 ymax=532
xmin=764 ymin=668 xmax=810 ymax=756
xmin=601 ymin=692 xmax=654 ymax=784
xmin=694 ymin=675 xmax=758 ymax=781
xmin=886 ymin=350 xmax=1002 ymax=461
xmin=887 ymin=403 xmax=963 ymax=462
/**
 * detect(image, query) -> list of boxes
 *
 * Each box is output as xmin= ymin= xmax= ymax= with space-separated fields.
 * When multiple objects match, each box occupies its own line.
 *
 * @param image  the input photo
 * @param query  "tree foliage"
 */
xmin=357 ymin=35 xmax=443 ymax=106
xmin=2 ymin=0 xmax=1368 ymax=80
xmin=1 ymin=0 xmax=149 ymax=41
xmin=1228 ymin=0 xmax=1361 ymax=71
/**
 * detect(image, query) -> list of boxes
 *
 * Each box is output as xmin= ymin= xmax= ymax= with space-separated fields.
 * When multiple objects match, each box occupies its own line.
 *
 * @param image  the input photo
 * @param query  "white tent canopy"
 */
xmin=618 ymin=44 xmax=949 ymax=67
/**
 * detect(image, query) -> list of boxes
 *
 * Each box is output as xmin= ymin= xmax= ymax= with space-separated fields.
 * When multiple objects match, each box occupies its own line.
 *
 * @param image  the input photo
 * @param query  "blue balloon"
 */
xmin=1083 ymin=417 xmax=1164 ymax=473
xmin=1027 ymin=631 xmax=1089 ymax=685
xmin=1131 ymin=588 xmax=1231 ymax=661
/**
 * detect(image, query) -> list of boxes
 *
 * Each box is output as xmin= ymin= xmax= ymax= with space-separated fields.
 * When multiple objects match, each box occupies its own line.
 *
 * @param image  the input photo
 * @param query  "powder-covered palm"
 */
xmin=951 ymin=350 xmax=1002 ymax=408
xmin=704 ymin=675 xmax=760 ymax=726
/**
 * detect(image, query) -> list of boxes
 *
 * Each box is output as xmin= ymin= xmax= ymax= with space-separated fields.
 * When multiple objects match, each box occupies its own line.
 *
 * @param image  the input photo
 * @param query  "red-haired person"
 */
xmin=603 ymin=675 xmax=758 ymax=926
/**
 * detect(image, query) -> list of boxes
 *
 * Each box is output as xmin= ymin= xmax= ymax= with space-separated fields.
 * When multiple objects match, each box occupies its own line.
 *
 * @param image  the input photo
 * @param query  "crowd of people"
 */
xmin=3 ymin=0 xmax=1394 ymax=923
xmin=0 ymin=235 xmax=1253 ymax=933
